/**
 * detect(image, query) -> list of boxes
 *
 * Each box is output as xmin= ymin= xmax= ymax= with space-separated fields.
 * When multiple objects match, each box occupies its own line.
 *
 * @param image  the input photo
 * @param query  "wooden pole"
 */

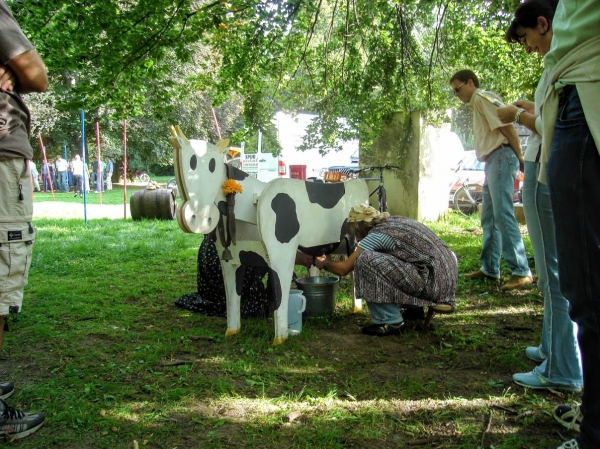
xmin=123 ymin=118 xmax=128 ymax=219
xmin=37 ymin=132 xmax=55 ymax=201
xmin=95 ymin=121 xmax=102 ymax=204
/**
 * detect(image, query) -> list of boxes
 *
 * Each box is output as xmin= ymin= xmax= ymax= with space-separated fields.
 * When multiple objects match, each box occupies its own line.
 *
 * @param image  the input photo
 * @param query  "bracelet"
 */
xmin=514 ymin=108 xmax=525 ymax=124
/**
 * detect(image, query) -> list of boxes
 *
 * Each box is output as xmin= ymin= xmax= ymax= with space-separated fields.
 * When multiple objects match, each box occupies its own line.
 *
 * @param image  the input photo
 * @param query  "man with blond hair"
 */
xmin=449 ymin=70 xmax=532 ymax=291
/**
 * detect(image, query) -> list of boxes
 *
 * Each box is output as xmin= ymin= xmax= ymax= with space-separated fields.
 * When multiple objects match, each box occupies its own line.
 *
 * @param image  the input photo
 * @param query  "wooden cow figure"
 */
xmin=169 ymin=126 xmax=368 ymax=344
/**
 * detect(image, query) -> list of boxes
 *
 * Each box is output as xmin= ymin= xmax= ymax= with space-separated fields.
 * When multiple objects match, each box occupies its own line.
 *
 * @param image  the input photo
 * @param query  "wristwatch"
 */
xmin=514 ymin=108 xmax=526 ymax=124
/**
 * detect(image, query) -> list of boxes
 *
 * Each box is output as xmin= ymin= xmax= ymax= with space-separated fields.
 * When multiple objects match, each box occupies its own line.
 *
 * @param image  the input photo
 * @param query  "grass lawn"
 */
xmin=2 ymin=210 xmax=580 ymax=448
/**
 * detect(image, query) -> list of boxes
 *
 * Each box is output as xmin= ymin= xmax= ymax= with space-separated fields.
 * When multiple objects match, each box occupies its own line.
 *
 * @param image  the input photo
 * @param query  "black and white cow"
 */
xmin=169 ymin=127 xmax=368 ymax=344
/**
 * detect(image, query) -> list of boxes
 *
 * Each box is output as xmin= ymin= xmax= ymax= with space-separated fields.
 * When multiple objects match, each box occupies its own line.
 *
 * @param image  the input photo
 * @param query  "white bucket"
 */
xmin=287 ymin=289 xmax=306 ymax=336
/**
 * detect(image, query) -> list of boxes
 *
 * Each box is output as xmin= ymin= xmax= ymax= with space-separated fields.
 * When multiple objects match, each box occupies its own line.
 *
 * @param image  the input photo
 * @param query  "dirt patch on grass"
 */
xmin=33 ymin=201 xmax=132 ymax=220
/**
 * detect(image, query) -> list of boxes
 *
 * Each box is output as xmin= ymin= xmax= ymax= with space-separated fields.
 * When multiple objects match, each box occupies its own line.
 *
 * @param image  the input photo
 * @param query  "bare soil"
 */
xmin=33 ymin=200 xmax=132 ymax=220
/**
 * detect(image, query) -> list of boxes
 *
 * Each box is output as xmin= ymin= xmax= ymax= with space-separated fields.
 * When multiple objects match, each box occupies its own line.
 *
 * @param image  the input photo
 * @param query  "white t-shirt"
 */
xmin=71 ymin=159 xmax=84 ymax=176
xmin=55 ymin=158 xmax=69 ymax=172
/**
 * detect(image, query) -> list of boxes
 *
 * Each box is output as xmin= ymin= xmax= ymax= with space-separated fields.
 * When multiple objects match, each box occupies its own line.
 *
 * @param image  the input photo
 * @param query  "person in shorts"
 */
xmin=0 ymin=0 xmax=48 ymax=440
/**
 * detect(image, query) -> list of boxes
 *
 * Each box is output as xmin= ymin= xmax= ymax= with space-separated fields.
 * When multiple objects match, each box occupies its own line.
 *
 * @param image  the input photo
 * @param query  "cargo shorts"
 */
xmin=0 ymin=158 xmax=35 ymax=316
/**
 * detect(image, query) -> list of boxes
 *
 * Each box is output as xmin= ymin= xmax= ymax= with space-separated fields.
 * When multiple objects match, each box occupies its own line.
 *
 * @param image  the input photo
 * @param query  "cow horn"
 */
xmin=168 ymin=125 xmax=190 ymax=145
xmin=216 ymin=138 xmax=230 ymax=153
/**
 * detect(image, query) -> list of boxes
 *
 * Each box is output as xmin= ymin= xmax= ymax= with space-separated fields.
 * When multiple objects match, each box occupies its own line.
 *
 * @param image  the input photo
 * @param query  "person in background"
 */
xmin=71 ymin=154 xmax=84 ymax=197
xmin=48 ymin=158 xmax=56 ymax=191
xmin=536 ymin=0 xmax=600 ymax=447
xmin=449 ymin=70 xmax=532 ymax=291
xmin=40 ymin=157 xmax=50 ymax=192
xmin=0 ymin=0 xmax=47 ymax=439
xmin=28 ymin=160 xmax=40 ymax=192
xmin=83 ymin=158 xmax=90 ymax=193
xmin=314 ymin=205 xmax=457 ymax=336
xmin=54 ymin=154 xmax=69 ymax=192
xmin=497 ymin=0 xmax=582 ymax=395
xmin=91 ymin=156 xmax=99 ymax=192
xmin=105 ymin=156 xmax=114 ymax=190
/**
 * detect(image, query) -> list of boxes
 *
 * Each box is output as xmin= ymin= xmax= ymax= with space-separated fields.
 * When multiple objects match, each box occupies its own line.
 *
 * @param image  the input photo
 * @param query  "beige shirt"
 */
xmin=469 ymin=89 xmax=510 ymax=162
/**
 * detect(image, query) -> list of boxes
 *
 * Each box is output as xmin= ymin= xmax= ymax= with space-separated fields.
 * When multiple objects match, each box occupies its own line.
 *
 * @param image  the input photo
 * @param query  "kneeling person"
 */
xmin=315 ymin=205 xmax=457 ymax=336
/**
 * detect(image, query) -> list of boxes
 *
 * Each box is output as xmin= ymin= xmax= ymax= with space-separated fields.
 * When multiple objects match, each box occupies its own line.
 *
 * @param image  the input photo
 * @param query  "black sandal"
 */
xmin=362 ymin=322 xmax=405 ymax=336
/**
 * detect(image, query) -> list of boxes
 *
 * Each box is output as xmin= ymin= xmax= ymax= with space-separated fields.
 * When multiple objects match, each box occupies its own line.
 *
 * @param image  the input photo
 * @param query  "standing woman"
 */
xmin=315 ymin=205 xmax=457 ymax=336
xmin=71 ymin=154 xmax=84 ymax=197
xmin=540 ymin=0 xmax=600 ymax=447
xmin=497 ymin=0 xmax=582 ymax=393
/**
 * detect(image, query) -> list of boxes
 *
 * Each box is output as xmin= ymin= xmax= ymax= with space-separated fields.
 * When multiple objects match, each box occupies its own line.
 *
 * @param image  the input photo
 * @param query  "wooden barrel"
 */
xmin=130 ymin=188 xmax=177 ymax=220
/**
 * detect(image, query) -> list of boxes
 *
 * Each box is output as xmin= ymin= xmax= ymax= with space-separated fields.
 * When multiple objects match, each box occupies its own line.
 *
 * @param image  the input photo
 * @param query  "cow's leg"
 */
xmin=221 ymin=260 xmax=242 ymax=336
xmin=351 ymin=272 xmax=363 ymax=312
xmin=267 ymin=250 xmax=297 ymax=345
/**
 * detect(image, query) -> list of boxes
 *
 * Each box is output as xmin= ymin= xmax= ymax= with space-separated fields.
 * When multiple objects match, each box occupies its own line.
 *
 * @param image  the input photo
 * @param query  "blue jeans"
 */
xmin=366 ymin=302 xmax=403 ymax=324
xmin=57 ymin=171 xmax=68 ymax=192
xmin=547 ymin=86 xmax=600 ymax=449
xmin=523 ymin=161 xmax=582 ymax=387
xmin=479 ymin=146 xmax=531 ymax=277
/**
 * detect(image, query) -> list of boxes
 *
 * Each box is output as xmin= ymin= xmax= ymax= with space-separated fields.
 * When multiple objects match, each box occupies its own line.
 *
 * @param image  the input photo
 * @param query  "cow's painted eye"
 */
xmin=209 ymin=158 xmax=216 ymax=173
xmin=190 ymin=155 xmax=197 ymax=170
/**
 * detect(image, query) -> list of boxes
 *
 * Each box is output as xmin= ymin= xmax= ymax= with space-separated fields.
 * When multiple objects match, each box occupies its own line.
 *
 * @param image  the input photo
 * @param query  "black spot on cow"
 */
xmin=270 ymin=270 xmax=282 ymax=311
xmin=217 ymin=200 xmax=227 ymax=216
xmin=208 ymin=158 xmax=216 ymax=173
xmin=271 ymin=193 xmax=300 ymax=243
xmin=305 ymin=182 xmax=345 ymax=209
xmin=232 ymin=166 xmax=248 ymax=181
xmin=190 ymin=154 xmax=197 ymax=170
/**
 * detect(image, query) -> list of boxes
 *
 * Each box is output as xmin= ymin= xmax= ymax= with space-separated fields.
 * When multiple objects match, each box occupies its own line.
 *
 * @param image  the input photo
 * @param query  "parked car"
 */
xmin=449 ymin=150 xmax=522 ymax=210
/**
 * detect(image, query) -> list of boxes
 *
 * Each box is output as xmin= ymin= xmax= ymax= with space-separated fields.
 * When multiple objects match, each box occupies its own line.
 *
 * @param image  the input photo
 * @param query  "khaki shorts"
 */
xmin=0 ymin=158 xmax=35 ymax=315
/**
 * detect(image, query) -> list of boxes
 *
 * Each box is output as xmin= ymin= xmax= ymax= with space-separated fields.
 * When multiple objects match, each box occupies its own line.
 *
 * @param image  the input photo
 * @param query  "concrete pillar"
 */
xmin=360 ymin=111 xmax=454 ymax=221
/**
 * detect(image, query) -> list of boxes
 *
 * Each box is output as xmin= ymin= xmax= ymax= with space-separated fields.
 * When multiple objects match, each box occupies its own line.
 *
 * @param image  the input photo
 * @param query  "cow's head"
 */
xmin=169 ymin=126 xmax=228 ymax=234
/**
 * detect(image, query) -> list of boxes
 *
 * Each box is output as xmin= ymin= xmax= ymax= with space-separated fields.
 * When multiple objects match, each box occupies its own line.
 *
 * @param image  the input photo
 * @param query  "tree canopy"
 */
xmin=11 ymin=0 xmax=543 ymax=158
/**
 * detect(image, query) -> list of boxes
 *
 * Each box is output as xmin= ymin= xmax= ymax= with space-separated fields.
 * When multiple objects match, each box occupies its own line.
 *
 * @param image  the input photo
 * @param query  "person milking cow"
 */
xmin=314 ymin=205 xmax=458 ymax=336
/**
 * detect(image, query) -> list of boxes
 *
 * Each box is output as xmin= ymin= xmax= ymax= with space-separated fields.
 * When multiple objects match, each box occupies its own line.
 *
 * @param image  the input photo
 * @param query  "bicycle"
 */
xmin=349 ymin=164 xmax=401 ymax=212
xmin=449 ymin=161 xmax=484 ymax=216
xmin=166 ymin=177 xmax=179 ymax=197
xmin=166 ymin=177 xmax=178 ymax=190
xmin=134 ymin=170 xmax=150 ymax=183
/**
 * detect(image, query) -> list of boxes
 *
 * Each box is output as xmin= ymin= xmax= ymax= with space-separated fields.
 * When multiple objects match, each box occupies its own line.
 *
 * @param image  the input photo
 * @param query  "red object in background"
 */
xmin=289 ymin=165 xmax=307 ymax=180
xmin=278 ymin=159 xmax=286 ymax=176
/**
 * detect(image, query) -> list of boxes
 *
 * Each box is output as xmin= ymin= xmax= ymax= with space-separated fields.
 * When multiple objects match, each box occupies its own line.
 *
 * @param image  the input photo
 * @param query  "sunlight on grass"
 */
xmin=4 ymin=216 xmax=572 ymax=449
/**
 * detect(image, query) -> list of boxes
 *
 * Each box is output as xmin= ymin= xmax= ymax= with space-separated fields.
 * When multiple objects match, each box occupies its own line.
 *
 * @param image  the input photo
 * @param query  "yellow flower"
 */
xmin=222 ymin=179 xmax=243 ymax=195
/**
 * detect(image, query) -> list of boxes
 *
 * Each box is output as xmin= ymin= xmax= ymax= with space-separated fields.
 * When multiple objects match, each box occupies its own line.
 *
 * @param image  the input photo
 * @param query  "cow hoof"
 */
xmin=272 ymin=336 xmax=288 ymax=346
xmin=225 ymin=328 xmax=241 ymax=336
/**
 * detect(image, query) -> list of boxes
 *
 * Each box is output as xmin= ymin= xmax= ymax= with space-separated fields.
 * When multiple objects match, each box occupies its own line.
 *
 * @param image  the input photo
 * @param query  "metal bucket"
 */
xmin=295 ymin=276 xmax=339 ymax=317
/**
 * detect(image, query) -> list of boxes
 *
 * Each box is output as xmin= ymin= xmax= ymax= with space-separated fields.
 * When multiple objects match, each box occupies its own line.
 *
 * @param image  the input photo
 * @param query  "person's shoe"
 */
xmin=0 ymin=383 xmax=14 ymax=401
xmin=525 ymin=346 xmax=547 ymax=362
xmin=401 ymin=307 xmax=425 ymax=321
xmin=513 ymin=371 xmax=582 ymax=392
xmin=73 ymin=193 xmax=78 ymax=197
xmin=362 ymin=321 xmax=405 ymax=336
xmin=500 ymin=275 xmax=533 ymax=291
xmin=556 ymin=439 xmax=579 ymax=449
xmin=0 ymin=400 xmax=44 ymax=440
xmin=554 ymin=405 xmax=582 ymax=433
xmin=79 ymin=194 xmax=83 ymax=198
xmin=464 ymin=270 xmax=498 ymax=281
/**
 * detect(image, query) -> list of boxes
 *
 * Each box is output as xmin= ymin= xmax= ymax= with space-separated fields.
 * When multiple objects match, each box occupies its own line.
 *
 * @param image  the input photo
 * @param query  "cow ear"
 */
xmin=216 ymin=138 xmax=230 ymax=153
xmin=169 ymin=125 xmax=189 ymax=146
